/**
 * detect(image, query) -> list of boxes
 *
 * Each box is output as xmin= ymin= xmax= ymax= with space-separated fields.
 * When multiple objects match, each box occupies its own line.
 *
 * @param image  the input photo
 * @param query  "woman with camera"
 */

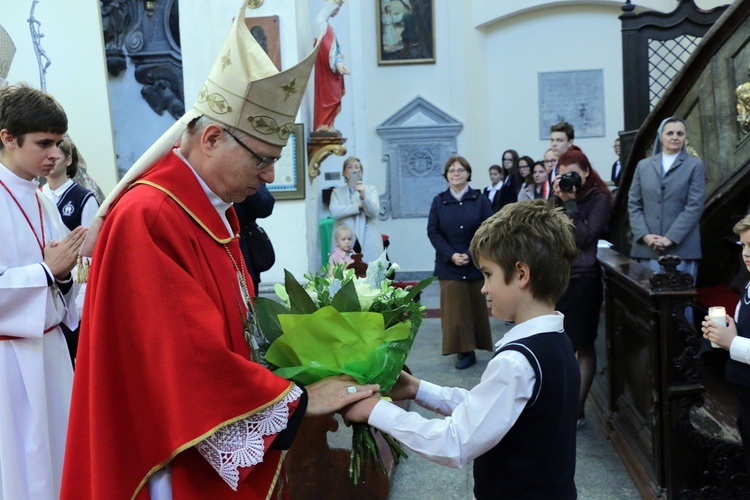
xmin=329 ymin=156 xmax=383 ymax=262
xmin=551 ymin=146 xmax=612 ymax=428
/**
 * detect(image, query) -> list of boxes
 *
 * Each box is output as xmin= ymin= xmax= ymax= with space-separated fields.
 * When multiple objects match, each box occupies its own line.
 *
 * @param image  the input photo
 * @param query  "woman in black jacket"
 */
xmin=428 ymin=156 xmax=494 ymax=369
xmin=551 ymin=146 xmax=612 ymax=428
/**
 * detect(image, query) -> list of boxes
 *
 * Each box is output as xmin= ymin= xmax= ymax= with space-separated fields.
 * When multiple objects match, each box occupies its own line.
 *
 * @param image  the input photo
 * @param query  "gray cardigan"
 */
xmin=627 ymin=150 xmax=705 ymax=260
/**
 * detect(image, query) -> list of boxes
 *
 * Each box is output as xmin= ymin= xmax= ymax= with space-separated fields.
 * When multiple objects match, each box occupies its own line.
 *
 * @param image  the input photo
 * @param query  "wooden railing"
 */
xmin=594 ymin=249 xmax=747 ymax=498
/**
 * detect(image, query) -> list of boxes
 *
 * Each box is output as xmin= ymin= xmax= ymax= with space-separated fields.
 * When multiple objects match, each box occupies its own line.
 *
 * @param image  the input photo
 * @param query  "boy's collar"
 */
xmin=496 ymin=312 xmax=565 ymax=349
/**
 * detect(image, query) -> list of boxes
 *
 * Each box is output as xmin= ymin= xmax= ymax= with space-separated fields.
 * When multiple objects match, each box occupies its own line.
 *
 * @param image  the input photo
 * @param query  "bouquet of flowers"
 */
xmin=253 ymin=253 xmax=433 ymax=483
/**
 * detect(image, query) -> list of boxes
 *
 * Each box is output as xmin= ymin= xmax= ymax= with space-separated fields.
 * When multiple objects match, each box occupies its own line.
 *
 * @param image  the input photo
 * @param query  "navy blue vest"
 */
xmin=473 ymin=332 xmax=579 ymax=499
xmin=726 ymin=282 xmax=750 ymax=388
xmin=55 ymin=182 xmax=95 ymax=231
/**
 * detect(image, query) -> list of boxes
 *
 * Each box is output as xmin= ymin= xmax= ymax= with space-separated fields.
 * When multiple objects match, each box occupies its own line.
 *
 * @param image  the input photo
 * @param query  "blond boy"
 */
xmin=343 ymin=200 xmax=580 ymax=498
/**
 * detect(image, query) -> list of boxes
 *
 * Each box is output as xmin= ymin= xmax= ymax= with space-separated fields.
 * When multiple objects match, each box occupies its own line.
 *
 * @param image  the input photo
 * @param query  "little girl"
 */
xmin=328 ymin=224 xmax=355 ymax=267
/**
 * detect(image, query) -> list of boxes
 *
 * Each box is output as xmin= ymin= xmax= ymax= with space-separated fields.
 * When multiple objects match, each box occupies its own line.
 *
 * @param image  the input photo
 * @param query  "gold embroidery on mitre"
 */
xmin=221 ymin=51 xmax=232 ymax=71
xmin=280 ymin=78 xmax=298 ymax=101
xmin=197 ymin=85 xmax=233 ymax=115
xmin=246 ymin=116 xmax=293 ymax=140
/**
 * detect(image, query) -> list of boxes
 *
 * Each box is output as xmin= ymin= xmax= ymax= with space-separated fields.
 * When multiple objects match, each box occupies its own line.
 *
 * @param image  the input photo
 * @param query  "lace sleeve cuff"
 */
xmin=195 ymin=385 xmax=303 ymax=490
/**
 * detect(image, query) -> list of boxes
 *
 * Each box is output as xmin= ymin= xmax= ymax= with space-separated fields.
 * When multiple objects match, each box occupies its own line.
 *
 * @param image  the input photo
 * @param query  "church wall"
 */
xmin=325 ymin=0 xmax=730 ymax=277
xmin=2 ymin=0 xmax=118 ymax=195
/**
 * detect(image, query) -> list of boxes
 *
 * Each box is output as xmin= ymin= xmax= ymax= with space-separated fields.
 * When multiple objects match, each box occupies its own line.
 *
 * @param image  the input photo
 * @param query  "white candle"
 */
xmin=708 ymin=306 xmax=727 ymax=348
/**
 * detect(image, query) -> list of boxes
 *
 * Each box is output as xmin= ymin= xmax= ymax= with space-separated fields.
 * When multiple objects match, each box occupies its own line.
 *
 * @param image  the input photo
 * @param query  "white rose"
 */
xmin=354 ymin=281 xmax=380 ymax=311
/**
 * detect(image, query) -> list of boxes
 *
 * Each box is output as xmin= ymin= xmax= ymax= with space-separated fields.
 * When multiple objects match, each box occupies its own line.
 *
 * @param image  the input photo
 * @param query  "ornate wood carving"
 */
xmin=101 ymin=0 xmax=136 ymax=77
xmin=308 ymin=132 xmax=347 ymax=183
xmin=101 ymin=0 xmax=184 ymax=119
xmin=126 ymin=0 xmax=183 ymax=119
xmin=597 ymin=248 xmax=749 ymax=498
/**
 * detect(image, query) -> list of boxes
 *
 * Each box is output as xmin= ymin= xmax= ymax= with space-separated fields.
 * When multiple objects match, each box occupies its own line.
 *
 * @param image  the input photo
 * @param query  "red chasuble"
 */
xmin=313 ymin=25 xmax=345 ymax=131
xmin=61 ymin=152 xmax=298 ymax=499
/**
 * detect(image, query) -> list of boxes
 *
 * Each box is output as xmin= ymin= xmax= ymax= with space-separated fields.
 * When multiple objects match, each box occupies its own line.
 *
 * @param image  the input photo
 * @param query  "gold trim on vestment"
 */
xmin=132 ymin=382 xmax=297 ymax=499
xmin=131 ymin=180 xmax=238 ymax=243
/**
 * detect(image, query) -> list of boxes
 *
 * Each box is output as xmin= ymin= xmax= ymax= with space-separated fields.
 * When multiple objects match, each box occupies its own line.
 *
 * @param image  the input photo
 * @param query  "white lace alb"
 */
xmin=195 ymin=385 xmax=302 ymax=490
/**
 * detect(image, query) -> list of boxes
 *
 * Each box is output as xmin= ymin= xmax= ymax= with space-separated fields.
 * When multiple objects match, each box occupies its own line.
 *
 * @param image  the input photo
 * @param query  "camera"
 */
xmin=558 ymin=171 xmax=582 ymax=193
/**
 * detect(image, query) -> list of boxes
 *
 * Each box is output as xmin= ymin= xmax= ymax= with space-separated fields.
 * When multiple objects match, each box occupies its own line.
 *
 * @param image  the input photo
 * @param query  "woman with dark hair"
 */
xmin=483 ymin=164 xmax=515 ymax=213
xmin=551 ymin=146 xmax=611 ymax=428
xmin=501 ymin=148 xmax=522 ymax=196
xmin=428 ymin=155 xmax=493 ymax=369
xmin=515 ymin=155 xmax=533 ymax=198
xmin=518 ymin=160 xmax=550 ymax=201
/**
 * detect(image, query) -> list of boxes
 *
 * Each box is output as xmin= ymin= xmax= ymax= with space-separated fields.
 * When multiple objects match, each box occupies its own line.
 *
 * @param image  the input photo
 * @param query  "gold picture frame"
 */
xmin=376 ymin=0 xmax=435 ymax=65
xmin=268 ymin=123 xmax=305 ymax=200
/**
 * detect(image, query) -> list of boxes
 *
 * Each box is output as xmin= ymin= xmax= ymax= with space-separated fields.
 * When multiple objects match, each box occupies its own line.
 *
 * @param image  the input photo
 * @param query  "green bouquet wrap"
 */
xmin=253 ymin=253 xmax=433 ymax=483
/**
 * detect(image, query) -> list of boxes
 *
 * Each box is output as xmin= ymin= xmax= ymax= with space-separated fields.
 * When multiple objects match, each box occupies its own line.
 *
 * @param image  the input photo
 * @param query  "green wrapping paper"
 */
xmin=265 ymin=307 xmax=413 ymax=391
xmin=253 ymin=256 xmax=434 ymax=483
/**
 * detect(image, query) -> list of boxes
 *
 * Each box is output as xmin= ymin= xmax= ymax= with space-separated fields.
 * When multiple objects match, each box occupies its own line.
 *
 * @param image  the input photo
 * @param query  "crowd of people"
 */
xmin=3 ymin=0 xmax=741 ymax=497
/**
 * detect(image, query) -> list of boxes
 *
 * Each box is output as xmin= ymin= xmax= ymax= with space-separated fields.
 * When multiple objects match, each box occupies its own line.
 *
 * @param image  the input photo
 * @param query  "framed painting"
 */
xmin=267 ymin=123 xmax=305 ymax=200
xmin=376 ymin=0 xmax=435 ymax=65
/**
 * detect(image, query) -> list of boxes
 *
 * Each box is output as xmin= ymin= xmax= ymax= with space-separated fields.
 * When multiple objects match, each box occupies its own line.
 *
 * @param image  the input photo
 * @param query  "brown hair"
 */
xmin=0 ymin=84 xmax=67 ymax=149
xmin=550 ymin=121 xmax=575 ymax=141
xmin=470 ymin=200 xmax=577 ymax=305
xmin=443 ymin=155 xmax=472 ymax=182
xmin=59 ymin=138 xmax=79 ymax=178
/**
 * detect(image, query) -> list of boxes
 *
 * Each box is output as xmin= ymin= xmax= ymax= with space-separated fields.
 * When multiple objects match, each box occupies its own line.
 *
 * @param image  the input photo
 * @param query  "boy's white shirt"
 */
xmin=368 ymin=313 xmax=565 ymax=468
xmin=730 ymin=293 xmax=750 ymax=365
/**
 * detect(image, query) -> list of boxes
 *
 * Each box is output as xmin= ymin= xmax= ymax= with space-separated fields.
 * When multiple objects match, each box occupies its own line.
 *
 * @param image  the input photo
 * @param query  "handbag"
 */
xmin=245 ymin=220 xmax=276 ymax=273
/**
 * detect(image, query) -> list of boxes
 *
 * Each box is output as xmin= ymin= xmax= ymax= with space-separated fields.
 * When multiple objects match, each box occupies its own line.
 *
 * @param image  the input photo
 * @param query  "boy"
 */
xmin=0 ymin=84 xmax=86 ymax=499
xmin=329 ymin=223 xmax=355 ymax=266
xmin=702 ymin=214 xmax=750 ymax=469
xmin=343 ymin=200 xmax=581 ymax=498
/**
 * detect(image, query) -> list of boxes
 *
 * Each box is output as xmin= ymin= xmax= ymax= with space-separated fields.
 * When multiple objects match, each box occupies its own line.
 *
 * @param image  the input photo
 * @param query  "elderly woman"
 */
xmin=329 ymin=156 xmax=383 ymax=262
xmin=428 ymin=156 xmax=494 ymax=369
xmin=628 ymin=116 xmax=706 ymax=280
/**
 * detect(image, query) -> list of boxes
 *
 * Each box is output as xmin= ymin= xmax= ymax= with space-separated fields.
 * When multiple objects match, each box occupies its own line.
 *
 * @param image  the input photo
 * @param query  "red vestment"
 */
xmin=313 ymin=25 xmax=345 ymax=131
xmin=61 ymin=151 xmax=298 ymax=499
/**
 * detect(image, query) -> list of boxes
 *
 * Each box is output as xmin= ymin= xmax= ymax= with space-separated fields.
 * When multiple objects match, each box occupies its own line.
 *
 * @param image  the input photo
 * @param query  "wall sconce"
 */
xmin=144 ymin=0 xmax=157 ymax=17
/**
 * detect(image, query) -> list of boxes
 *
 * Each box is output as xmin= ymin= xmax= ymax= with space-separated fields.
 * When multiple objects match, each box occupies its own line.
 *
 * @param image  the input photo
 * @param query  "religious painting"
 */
xmin=376 ymin=0 xmax=435 ymax=65
xmin=267 ymin=124 xmax=305 ymax=200
xmin=244 ymin=15 xmax=281 ymax=70
xmin=538 ymin=70 xmax=606 ymax=139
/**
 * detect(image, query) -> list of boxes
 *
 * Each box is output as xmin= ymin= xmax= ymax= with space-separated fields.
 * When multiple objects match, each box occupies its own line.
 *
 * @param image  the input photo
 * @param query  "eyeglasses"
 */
xmin=223 ymin=128 xmax=280 ymax=169
xmin=447 ymin=167 xmax=467 ymax=174
xmin=543 ymin=159 xmax=557 ymax=165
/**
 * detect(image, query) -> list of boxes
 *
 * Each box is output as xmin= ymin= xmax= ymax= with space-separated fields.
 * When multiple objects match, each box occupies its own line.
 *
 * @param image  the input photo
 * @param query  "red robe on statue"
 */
xmin=61 ymin=151 xmax=300 ymax=499
xmin=314 ymin=24 xmax=345 ymax=131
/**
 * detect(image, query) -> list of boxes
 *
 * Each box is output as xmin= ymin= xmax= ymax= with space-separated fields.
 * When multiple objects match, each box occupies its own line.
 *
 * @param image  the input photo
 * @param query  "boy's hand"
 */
xmin=341 ymin=394 xmax=381 ymax=425
xmin=701 ymin=314 xmax=737 ymax=350
xmin=44 ymin=226 xmax=87 ymax=279
xmin=387 ymin=370 xmax=420 ymax=401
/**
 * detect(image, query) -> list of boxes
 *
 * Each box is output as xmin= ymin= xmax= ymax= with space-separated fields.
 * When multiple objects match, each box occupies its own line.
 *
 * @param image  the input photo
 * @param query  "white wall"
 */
xmin=2 ymin=0 xmax=118 ymax=195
